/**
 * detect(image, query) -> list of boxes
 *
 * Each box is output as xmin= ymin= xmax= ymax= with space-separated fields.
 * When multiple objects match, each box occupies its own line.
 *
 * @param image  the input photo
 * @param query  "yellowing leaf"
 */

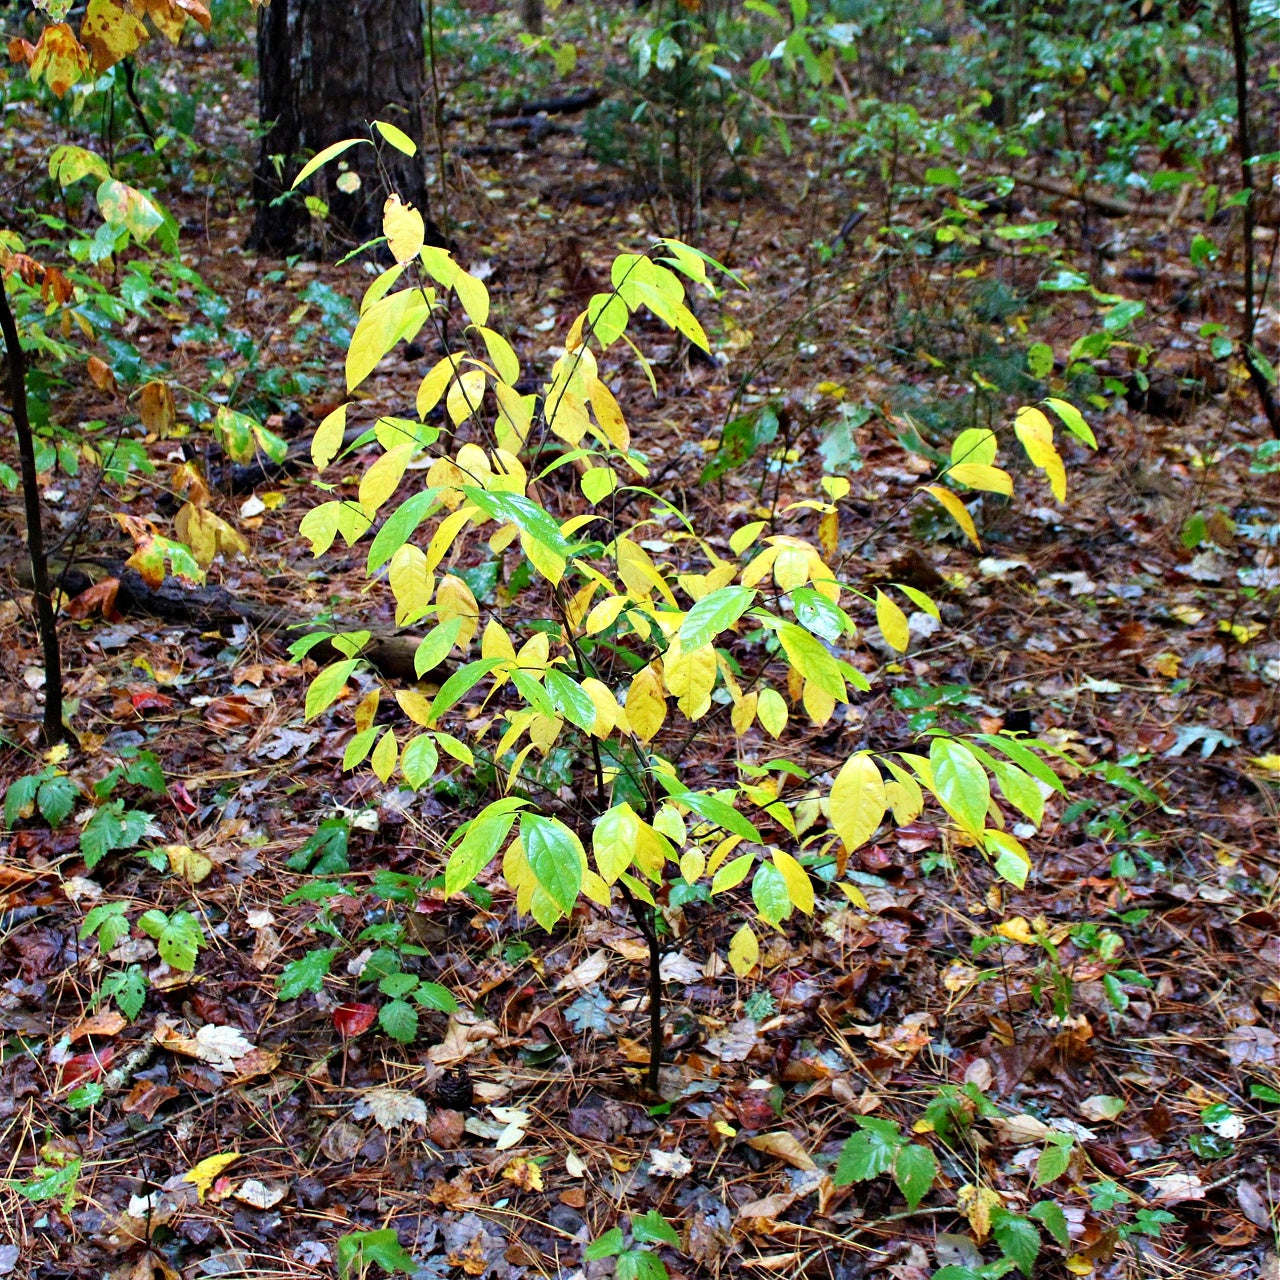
xmin=625 ymin=666 xmax=667 ymax=743
xmin=875 ymin=589 xmax=910 ymax=652
xmin=949 ymin=462 xmax=1013 ymax=496
xmin=360 ymin=443 xmax=415 ymax=514
xmin=728 ymin=923 xmax=759 ymax=976
xmin=383 ymin=195 xmax=425 ymax=264
xmin=184 ymin=1151 xmax=240 ymax=1200
xmin=756 ymin=687 xmax=788 ymax=738
xmin=388 ymin=544 xmax=434 ymax=626
xmin=311 ymin=402 xmax=347 ymax=470
xmin=731 ymin=691 xmax=758 ymax=736
xmin=772 ymin=849 xmax=814 ymax=915
xmin=745 ymin=1131 xmax=817 ymax=1171
xmin=994 ymin=916 xmax=1034 ymax=943
xmin=436 ymin=574 xmax=480 ymax=650
xmin=165 ymin=844 xmax=212 ymax=884
xmin=370 ymin=727 xmax=398 ymax=782
xmin=396 ymin=688 xmax=435 ymax=726
xmin=829 ymin=753 xmax=886 ymax=853
xmin=923 ymin=485 xmax=980 ymax=549
xmin=80 ymin=0 xmax=148 ymax=72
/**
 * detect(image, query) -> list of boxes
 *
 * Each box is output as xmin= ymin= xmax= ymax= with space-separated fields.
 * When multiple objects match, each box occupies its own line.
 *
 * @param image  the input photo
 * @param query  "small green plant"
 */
xmin=586 ymin=1210 xmax=682 ymax=1280
xmin=335 ymin=1227 xmax=418 ymax=1279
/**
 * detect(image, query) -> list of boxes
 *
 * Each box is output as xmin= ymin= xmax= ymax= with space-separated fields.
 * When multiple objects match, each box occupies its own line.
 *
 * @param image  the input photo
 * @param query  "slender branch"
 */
xmin=1224 ymin=0 xmax=1280 ymax=435
xmin=0 ymin=279 xmax=64 ymax=743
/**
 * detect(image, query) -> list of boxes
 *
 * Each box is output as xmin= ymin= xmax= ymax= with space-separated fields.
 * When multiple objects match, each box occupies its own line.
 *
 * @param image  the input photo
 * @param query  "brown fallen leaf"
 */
xmin=121 ymin=1080 xmax=180 ymax=1120
xmin=65 ymin=1008 xmax=126 ymax=1043
xmin=745 ymin=1130 xmax=817 ymax=1171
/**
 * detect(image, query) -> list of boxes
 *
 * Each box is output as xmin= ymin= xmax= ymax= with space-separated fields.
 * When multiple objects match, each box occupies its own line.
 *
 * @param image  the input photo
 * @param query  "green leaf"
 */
xmin=306 ymin=659 xmax=360 ymax=720
xmin=137 ymin=909 xmax=202 ymax=971
xmin=656 ymin=778 xmax=763 ymax=842
xmin=522 ymin=813 xmax=584 ymax=915
xmin=1028 ymin=1200 xmax=1069 ymax=1249
xmin=379 ymin=972 xmax=419 ymax=998
xmin=834 ymin=1122 xmax=901 ymax=1185
xmin=66 ymin=1083 xmax=105 ymax=1109
xmin=777 ymin=621 xmax=845 ymax=700
xmin=414 ymin=982 xmax=459 ymax=1012
xmin=893 ymin=1142 xmax=938 ymax=1209
xmin=277 ymin=948 xmax=337 ymax=1000
xmin=585 ymin=1229 xmax=626 ymax=1261
xmin=445 ymin=809 xmax=517 ymax=898
xmin=8 ymin=1158 xmax=81 ymax=1205
xmin=379 ymin=999 xmax=419 ymax=1043
xmin=1033 ymin=1134 xmax=1074 ymax=1187
xmin=335 ymin=1227 xmax=417 ymax=1279
xmin=367 ymin=489 xmax=442 ymax=573
xmin=679 ymin=586 xmax=755 ymax=650
xmin=292 ymin=137 xmax=371 ymax=190
xmin=401 ymin=733 xmax=439 ymax=788
xmin=544 ymin=670 xmax=598 ymax=733
xmin=751 ymin=861 xmax=792 ymax=927
xmin=1043 ymin=398 xmax=1096 ymax=449
xmin=632 ymin=1210 xmax=681 ymax=1248
xmin=374 ymin=120 xmax=417 ymax=155
xmin=976 ymin=734 xmax=1066 ymax=796
xmin=993 ymin=1211 xmax=1040 ymax=1277
xmin=4 ymin=772 xmax=41 ymax=827
xmin=617 ymin=1251 xmax=669 ymax=1280
xmin=426 ymin=657 xmax=506 ymax=723
xmin=105 ymin=966 xmax=147 ymax=1019
xmin=463 ymin=487 xmax=570 ymax=584
xmin=37 ymin=774 xmax=78 ymax=825
xmin=929 ymin=737 xmax=990 ymax=839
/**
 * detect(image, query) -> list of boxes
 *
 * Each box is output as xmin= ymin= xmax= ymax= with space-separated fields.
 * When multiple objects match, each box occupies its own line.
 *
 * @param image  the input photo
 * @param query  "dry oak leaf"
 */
xmin=555 ymin=948 xmax=609 ymax=992
xmin=65 ymin=1008 xmax=126 ymax=1043
xmin=365 ymin=1087 xmax=428 ymax=1131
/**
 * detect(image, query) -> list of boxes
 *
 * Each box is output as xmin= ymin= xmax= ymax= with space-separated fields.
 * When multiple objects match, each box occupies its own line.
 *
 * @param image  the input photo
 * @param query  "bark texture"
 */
xmin=252 ymin=0 xmax=438 ymax=254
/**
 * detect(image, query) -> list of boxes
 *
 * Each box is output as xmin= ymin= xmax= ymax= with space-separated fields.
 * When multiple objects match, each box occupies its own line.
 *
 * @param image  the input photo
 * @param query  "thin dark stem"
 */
xmin=618 ymin=878 xmax=663 ymax=1094
xmin=1224 ymin=0 xmax=1280 ymax=435
xmin=0 ymin=279 xmax=64 ymax=743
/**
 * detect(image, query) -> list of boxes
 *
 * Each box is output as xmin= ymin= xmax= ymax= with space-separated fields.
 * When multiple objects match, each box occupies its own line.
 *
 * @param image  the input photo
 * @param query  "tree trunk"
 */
xmin=251 ymin=0 xmax=441 ymax=255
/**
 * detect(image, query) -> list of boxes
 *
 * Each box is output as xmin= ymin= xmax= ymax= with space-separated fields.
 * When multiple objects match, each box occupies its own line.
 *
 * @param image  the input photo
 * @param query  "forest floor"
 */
xmin=0 ymin=12 xmax=1278 ymax=1280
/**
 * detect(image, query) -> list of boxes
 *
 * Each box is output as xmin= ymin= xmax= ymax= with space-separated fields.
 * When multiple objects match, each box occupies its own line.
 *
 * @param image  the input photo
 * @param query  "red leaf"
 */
xmin=130 ymin=690 xmax=174 ymax=712
xmin=60 ymin=1046 xmax=116 ymax=1089
xmin=332 ymin=1002 xmax=377 ymax=1037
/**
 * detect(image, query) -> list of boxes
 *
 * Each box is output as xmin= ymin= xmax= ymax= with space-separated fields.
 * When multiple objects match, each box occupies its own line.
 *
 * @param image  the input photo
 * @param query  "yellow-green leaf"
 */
xmin=875 ymin=589 xmax=910 ymax=652
xmin=829 ymin=752 xmax=886 ymax=853
xmin=311 ymin=402 xmax=348 ymax=470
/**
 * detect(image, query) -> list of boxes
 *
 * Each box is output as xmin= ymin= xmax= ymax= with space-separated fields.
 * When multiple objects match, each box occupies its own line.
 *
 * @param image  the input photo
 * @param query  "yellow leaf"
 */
xmin=956 ymin=1183 xmax=1003 ymax=1243
xmin=81 ymin=0 xmax=148 ymax=72
xmin=663 ymin=638 xmax=716 ymax=720
xmin=447 ymin=369 xmax=488 ymax=424
xmin=586 ymin=594 xmax=627 ymax=635
xmin=436 ymin=574 xmax=479 ymax=650
xmin=756 ymin=687 xmax=788 ymax=738
xmin=922 ymin=484 xmax=980 ymax=549
xmin=731 ymin=521 xmax=767 ymax=555
xmin=417 ymin=354 xmax=462 ymax=417
xmin=772 ymin=849 xmax=814 ymax=915
xmin=184 ymin=1151 xmax=240 ymax=1200
xmin=1064 ymin=1256 xmax=1095 ymax=1276
xmin=454 ymin=269 xmax=490 ymax=327
xmin=994 ymin=916 xmax=1034 ymax=943
xmin=580 ymin=677 xmax=618 ymax=737
xmin=371 ymin=727 xmax=398 ymax=782
xmin=388 ymin=544 xmax=434 ymax=626
xmin=139 ymin=380 xmax=176 ymax=435
xmin=311 ymin=402 xmax=348 ymax=470
xmin=396 ymin=689 xmax=434 ymax=726
xmin=837 ymin=882 xmax=869 ymax=908
xmin=1248 ymin=754 xmax=1280 ymax=775
xmin=502 ymin=1157 xmax=544 ymax=1191
xmin=801 ymin=678 xmax=835 ymax=727
xmin=165 ymin=844 xmax=212 ymax=885
xmin=949 ymin=462 xmax=1013 ymax=496
xmin=588 ymin=375 xmax=630 ymax=451
xmin=680 ymin=849 xmax=706 ymax=882
xmin=730 ymin=691 xmax=758 ymax=736
xmin=728 ymin=923 xmax=759 ymax=976
xmin=875 ymin=589 xmax=910 ymax=652
xmin=625 ymin=666 xmax=667 ymax=742
xmin=829 ymin=753 xmax=886 ymax=853
xmin=359 ymin=442 xmax=414 ymax=514
xmin=383 ymin=194 xmax=425 ymax=264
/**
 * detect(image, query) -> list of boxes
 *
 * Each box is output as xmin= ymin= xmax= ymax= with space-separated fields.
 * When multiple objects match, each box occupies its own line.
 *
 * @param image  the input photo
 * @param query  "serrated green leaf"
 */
xmin=37 ymin=775 xmax=78 ymax=825
xmin=833 ymin=1124 xmax=900 ymax=1185
xmin=336 ymin=1227 xmax=417 ymax=1279
xmin=414 ymin=982 xmax=459 ymax=1012
xmin=632 ymin=1209 xmax=681 ymax=1247
xmin=277 ymin=948 xmax=337 ymax=1000
xmin=893 ymin=1142 xmax=938 ymax=1209
xmin=1028 ymin=1200 xmax=1069 ymax=1249
xmin=992 ymin=1211 xmax=1040 ymax=1277
xmin=379 ymin=999 xmax=419 ymax=1042
xmin=585 ymin=1229 xmax=625 ymax=1261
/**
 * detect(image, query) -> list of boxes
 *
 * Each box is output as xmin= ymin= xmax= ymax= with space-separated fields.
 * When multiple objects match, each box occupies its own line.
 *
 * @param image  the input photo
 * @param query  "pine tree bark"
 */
xmin=251 ymin=0 xmax=441 ymax=255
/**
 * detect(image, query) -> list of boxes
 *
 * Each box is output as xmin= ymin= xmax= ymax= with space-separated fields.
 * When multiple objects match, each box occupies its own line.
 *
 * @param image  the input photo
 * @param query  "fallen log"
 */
xmin=49 ymin=559 xmax=441 ymax=683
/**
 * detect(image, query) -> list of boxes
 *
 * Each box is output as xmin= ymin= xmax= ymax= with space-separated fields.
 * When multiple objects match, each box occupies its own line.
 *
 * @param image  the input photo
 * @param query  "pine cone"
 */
xmin=434 ymin=1066 xmax=473 ymax=1112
